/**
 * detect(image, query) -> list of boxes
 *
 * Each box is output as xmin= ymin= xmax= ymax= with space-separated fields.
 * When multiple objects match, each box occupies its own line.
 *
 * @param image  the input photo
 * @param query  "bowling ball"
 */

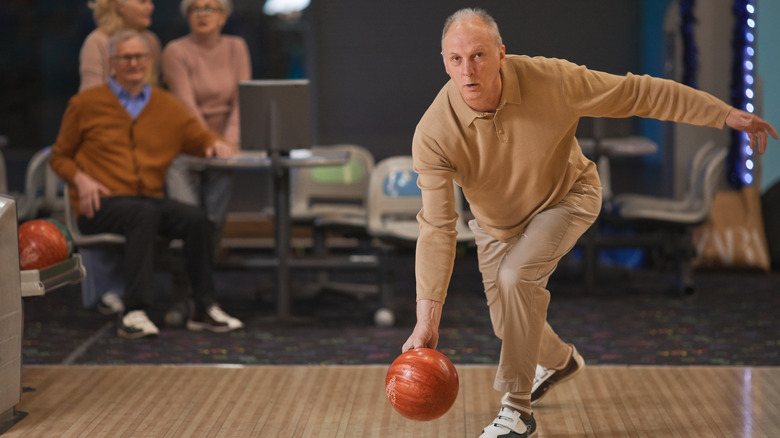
xmin=18 ymin=219 xmax=69 ymax=270
xmin=42 ymin=218 xmax=74 ymax=257
xmin=385 ymin=348 xmax=459 ymax=421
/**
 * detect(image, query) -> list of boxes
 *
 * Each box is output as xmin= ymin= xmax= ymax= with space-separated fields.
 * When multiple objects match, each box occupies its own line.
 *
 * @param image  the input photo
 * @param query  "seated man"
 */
xmin=50 ymin=29 xmax=243 ymax=338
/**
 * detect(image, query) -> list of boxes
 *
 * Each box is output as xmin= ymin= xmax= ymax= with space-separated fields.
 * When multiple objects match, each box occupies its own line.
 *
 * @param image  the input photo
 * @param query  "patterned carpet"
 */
xmin=21 ymin=250 xmax=780 ymax=367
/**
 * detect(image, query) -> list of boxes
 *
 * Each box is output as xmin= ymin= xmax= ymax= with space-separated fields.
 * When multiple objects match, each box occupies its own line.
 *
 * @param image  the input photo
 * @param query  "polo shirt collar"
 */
xmin=448 ymin=59 xmax=523 ymax=127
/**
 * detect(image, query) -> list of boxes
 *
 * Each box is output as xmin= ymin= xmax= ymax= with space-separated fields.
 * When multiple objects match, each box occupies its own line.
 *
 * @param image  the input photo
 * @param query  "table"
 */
xmin=577 ymin=135 xmax=659 ymax=157
xmin=578 ymin=136 xmax=658 ymax=202
xmin=190 ymin=149 xmax=353 ymax=321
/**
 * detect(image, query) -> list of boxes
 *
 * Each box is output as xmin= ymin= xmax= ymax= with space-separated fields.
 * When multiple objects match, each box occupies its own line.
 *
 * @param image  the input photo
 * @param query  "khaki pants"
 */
xmin=469 ymin=180 xmax=602 ymax=395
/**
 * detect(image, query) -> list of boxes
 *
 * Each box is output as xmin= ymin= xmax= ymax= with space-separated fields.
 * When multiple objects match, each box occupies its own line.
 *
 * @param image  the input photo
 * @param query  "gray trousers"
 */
xmin=469 ymin=179 xmax=602 ymax=396
xmin=166 ymin=155 xmax=234 ymax=234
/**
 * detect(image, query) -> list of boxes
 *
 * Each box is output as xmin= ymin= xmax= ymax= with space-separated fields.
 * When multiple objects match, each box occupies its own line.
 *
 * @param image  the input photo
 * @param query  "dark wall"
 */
xmin=0 ymin=1 xmax=642 ymax=187
xmin=308 ymin=1 xmax=643 ymax=161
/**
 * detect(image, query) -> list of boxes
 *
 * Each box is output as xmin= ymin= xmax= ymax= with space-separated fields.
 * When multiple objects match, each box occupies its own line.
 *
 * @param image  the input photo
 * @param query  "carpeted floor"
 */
xmin=20 ymin=250 xmax=780 ymax=367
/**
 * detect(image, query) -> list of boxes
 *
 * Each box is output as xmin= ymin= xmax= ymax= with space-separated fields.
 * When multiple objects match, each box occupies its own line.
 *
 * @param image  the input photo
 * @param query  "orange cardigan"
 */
xmin=50 ymin=84 xmax=219 ymax=215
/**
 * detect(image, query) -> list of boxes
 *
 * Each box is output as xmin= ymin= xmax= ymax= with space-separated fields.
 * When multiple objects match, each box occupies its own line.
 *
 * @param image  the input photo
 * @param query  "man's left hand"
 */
xmin=206 ymin=139 xmax=240 ymax=159
xmin=725 ymin=108 xmax=778 ymax=154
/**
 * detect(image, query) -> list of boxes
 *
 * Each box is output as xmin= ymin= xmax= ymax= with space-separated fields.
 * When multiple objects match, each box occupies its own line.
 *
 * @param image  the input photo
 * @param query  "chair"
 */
xmin=63 ymin=183 xmax=186 ymax=314
xmin=292 ymin=146 xmax=398 ymax=328
xmin=14 ymin=146 xmax=65 ymax=221
xmin=363 ymin=156 xmax=475 ymax=325
xmin=367 ymin=155 xmax=474 ymax=245
xmin=594 ymin=140 xmax=727 ymax=295
xmin=290 ymin=143 xmax=375 ymax=251
xmin=63 ymin=183 xmax=125 ymax=247
xmin=290 ymin=144 xmax=374 ymax=229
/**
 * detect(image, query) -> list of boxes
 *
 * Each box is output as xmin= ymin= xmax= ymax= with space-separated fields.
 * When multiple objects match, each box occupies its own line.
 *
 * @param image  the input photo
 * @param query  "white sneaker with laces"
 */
xmin=118 ymin=310 xmax=159 ymax=339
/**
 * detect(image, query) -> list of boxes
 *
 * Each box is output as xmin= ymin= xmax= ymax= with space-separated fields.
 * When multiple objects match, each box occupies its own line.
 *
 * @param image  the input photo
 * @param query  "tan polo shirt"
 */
xmin=412 ymin=54 xmax=732 ymax=303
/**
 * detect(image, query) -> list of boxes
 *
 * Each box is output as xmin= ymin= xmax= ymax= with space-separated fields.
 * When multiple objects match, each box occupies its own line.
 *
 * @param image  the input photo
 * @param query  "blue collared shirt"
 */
xmin=108 ymin=77 xmax=151 ymax=119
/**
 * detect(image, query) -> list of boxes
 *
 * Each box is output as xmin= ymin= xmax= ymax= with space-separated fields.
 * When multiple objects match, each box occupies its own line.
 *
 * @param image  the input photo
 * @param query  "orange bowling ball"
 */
xmin=18 ymin=219 xmax=69 ymax=270
xmin=385 ymin=348 xmax=459 ymax=421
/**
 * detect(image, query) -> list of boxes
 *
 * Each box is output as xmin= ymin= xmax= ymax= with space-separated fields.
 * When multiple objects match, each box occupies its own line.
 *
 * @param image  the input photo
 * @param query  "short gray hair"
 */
xmin=442 ymin=8 xmax=502 ymax=48
xmin=180 ymin=0 xmax=233 ymax=18
xmin=108 ymin=29 xmax=149 ymax=57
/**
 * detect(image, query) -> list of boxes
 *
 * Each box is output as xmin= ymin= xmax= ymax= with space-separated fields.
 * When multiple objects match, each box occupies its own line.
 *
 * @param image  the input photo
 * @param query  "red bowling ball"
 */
xmin=18 ymin=219 xmax=69 ymax=270
xmin=385 ymin=348 xmax=459 ymax=421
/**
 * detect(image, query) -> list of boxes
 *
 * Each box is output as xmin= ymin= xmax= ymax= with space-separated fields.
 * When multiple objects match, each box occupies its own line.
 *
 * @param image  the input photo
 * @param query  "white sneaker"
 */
xmin=186 ymin=304 xmax=243 ymax=333
xmin=480 ymin=407 xmax=537 ymax=438
xmin=118 ymin=310 xmax=159 ymax=339
xmin=97 ymin=291 xmax=125 ymax=315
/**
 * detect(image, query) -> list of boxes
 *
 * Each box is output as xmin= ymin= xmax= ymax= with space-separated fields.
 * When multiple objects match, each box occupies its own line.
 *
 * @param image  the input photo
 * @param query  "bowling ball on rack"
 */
xmin=18 ymin=219 xmax=69 ymax=270
xmin=385 ymin=348 xmax=459 ymax=421
xmin=42 ymin=218 xmax=74 ymax=257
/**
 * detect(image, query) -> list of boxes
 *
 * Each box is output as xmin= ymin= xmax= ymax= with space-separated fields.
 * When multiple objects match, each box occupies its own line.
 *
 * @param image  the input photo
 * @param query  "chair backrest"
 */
xmin=689 ymin=144 xmax=727 ymax=222
xmin=367 ymin=156 xmax=473 ymax=242
xmin=62 ymin=183 xmax=125 ymax=247
xmin=290 ymin=144 xmax=375 ymax=221
xmin=16 ymin=146 xmax=66 ymax=221
xmin=684 ymin=140 xmax=719 ymax=203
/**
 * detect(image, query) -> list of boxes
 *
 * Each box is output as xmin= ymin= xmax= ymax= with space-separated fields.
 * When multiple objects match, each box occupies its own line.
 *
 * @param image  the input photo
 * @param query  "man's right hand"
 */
xmin=402 ymin=299 xmax=443 ymax=352
xmin=73 ymin=172 xmax=111 ymax=219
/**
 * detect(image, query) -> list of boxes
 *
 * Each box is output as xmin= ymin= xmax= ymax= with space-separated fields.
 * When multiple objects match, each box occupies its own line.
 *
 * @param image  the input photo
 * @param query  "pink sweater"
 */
xmin=161 ymin=35 xmax=251 ymax=144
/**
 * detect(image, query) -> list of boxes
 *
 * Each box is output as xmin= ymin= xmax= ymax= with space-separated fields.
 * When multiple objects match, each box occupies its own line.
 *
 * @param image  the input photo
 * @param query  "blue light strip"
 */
xmin=729 ymin=0 xmax=756 ymax=187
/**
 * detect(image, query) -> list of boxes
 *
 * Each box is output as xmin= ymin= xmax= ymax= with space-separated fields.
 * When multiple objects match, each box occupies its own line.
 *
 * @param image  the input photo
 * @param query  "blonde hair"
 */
xmin=88 ymin=0 xmax=130 ymax=35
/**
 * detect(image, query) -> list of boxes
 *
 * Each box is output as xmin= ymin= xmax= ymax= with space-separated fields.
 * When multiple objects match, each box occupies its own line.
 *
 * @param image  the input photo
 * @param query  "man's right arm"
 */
xmin=49 ymin=96 xmax=111 ymax=218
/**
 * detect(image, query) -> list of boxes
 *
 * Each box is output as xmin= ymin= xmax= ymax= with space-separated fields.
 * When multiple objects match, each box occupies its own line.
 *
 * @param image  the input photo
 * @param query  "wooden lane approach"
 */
xmin=6 ymin=365 xmax=779 ymax=437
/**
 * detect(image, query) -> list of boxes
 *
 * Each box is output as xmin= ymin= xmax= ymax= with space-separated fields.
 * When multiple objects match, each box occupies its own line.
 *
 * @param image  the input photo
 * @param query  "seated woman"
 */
xmin=162 ymin=0 xmax=252 ymax=236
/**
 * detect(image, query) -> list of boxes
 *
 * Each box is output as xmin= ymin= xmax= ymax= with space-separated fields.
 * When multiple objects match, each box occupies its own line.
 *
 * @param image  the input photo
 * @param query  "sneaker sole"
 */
xmin=531 ymin=348 xmax=585 ymax=405
xmin=186 ymin=321 xmax=237 ymax=333
xmin=118 ymin=328 xmax=159 ymax=339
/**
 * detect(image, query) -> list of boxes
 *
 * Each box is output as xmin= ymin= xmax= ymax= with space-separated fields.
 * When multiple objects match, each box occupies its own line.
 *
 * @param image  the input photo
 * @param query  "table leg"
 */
xmin=273 ymin=165 xmax=291 ymax=320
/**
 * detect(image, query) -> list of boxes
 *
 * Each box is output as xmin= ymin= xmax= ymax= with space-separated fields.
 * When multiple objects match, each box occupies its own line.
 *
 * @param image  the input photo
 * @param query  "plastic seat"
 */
xmin=63 ymin=182 xmax=188 ymax=311
xmin=367 ymin=155 xmax=474 ymax=245
xmin=288 ymin=145 xmax=390 ymax=321
xmin=14 ymin=146 xmax=65 ymax=221
xmin=608 ymin=140 xmax=722 ymax=224
xmin=595 ymin=140 xmax=727 ymax=295
xmin=290 ymin=144 xmax=374 ymax=229
xmin=63 ymin=183 xmax=126 ymax=247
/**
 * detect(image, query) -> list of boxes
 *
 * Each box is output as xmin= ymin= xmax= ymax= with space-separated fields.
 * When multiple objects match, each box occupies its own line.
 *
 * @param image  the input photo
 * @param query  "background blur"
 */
xmin=1 ymin=0 xmax=778 ymax=199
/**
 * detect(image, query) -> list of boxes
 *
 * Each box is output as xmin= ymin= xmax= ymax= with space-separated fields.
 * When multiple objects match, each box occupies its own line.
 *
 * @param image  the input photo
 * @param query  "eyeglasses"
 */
xmin=111 ymin=53 xmax=150 ymax=64
xmin=190 ymin=6 xmax=222 ymax=16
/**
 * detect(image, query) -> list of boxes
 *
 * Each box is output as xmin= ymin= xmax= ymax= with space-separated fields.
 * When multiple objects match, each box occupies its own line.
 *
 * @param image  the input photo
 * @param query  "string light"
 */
xmin=729 ymin=0 xmax=756 ymax=187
